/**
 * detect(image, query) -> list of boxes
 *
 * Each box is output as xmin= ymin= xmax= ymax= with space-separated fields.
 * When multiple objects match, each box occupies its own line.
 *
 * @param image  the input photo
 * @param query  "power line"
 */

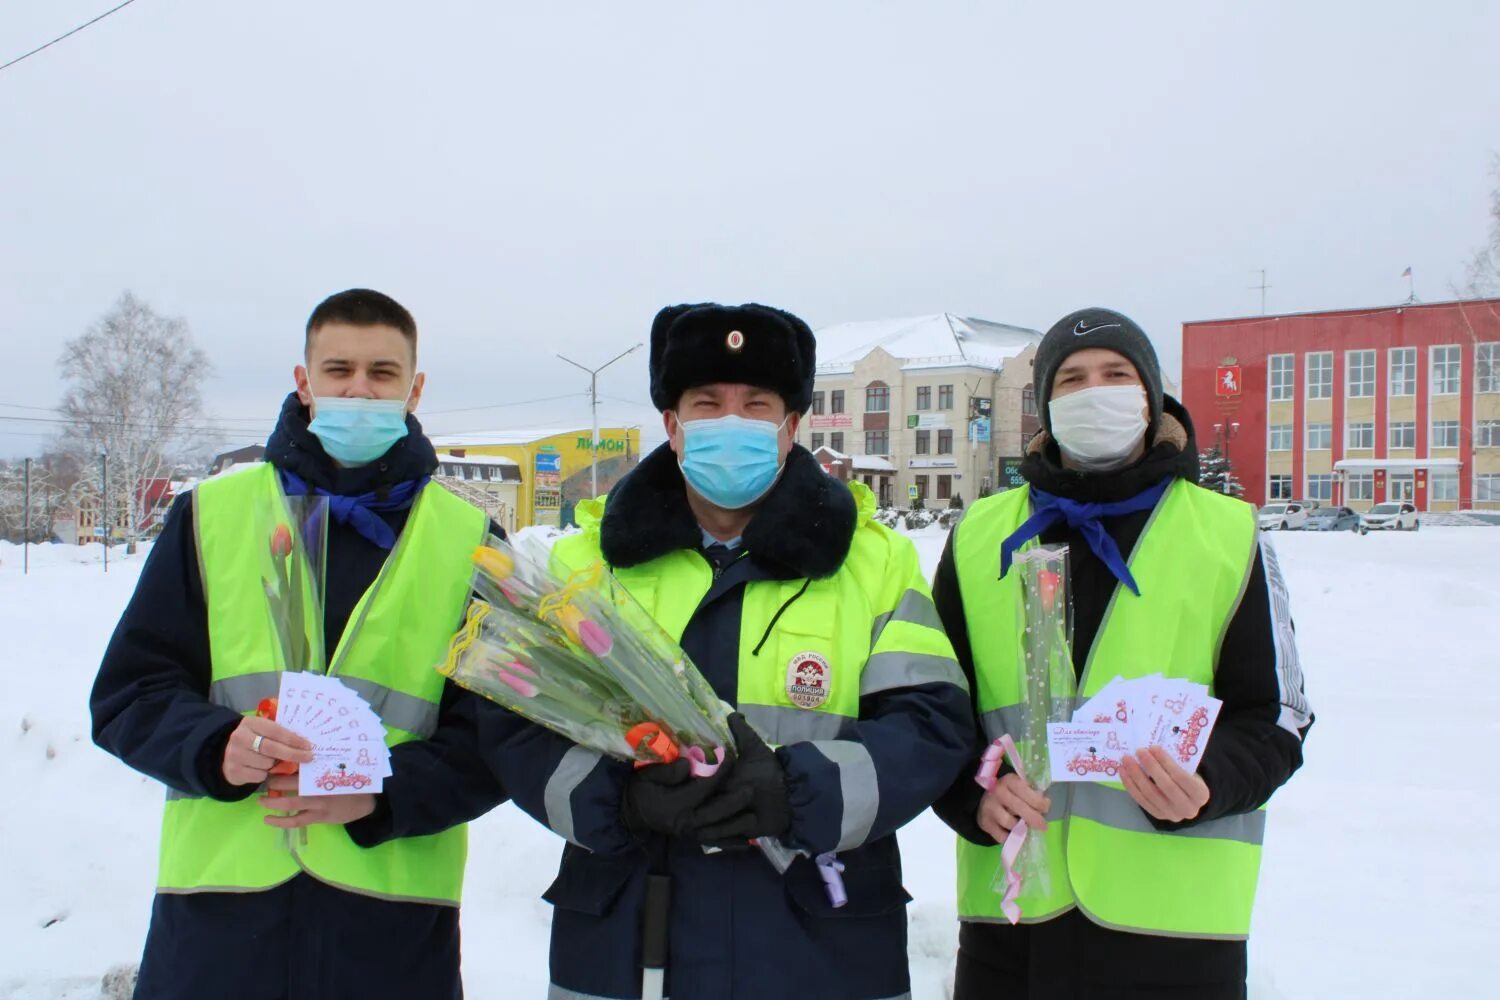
xmin=0 ymin=401 xmax=269 ymax=425
xmin=421 ymin=392 xmax=585 ymax=416
xmin=2 ymin=392 xmax=590 ymax=422
xmin=597 ymin=395 xmax=660 ymax=410
xmin=0 ymin=0 xmax=142 ymax=74
xmin=0 ymin=414 xmax=260 ymax=439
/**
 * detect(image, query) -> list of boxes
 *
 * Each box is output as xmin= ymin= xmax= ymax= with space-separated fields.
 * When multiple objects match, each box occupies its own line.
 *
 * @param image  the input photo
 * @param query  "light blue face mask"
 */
xmin=308 ymin=395 xmax=411 ymax=466
xmin=677 ymin=413 xmax=788 ymax=510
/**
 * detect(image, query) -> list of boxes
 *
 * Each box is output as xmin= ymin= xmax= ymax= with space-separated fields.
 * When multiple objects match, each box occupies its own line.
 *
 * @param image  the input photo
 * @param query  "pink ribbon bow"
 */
xmin=974 ymin=734 xmax=1028 ymax=925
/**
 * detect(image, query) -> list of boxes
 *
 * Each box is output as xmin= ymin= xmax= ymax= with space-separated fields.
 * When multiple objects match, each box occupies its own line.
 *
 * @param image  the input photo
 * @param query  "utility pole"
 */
xmin=22 ymin=457 xmax=30 ymax=575
xmin=558 ymin=343 xmax=644 ymax=498
xmin=1250 ymin=269 xmax=1271 ymax=315
xmin=101 ymin=451 xmax=108 ymax=573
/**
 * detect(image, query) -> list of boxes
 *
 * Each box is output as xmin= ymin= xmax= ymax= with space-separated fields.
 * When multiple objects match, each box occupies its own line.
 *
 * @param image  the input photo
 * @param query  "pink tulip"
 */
xmin=576 ymin=620 xmax=614 ymax=657
xmin=495 ymin=669 xmax=539 ymax=699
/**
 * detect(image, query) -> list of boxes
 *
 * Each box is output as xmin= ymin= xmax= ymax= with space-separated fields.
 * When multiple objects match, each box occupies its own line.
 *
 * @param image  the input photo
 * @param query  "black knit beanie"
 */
xmin=1033 ymin=307 xmax=1164 ymax=436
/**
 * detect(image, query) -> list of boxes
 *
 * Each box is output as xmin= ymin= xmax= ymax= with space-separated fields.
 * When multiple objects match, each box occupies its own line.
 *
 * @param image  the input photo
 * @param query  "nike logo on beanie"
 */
xmin=1074 ymin=319 xmax=1123 ymax=337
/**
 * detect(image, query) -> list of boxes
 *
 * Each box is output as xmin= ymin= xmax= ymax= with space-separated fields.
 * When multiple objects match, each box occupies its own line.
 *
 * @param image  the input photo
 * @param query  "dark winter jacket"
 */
xmin=90 ymin=394 xmax=507 ymax=1000
xmin=371 ymin=444 xmax=976 ymax=1000
xmin=931 ymin=396 xmax=1313 ymax=997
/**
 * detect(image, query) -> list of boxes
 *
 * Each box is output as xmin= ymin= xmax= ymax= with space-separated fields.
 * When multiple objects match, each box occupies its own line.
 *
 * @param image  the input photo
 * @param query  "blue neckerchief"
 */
xmin=279 ymin=469 xmax=427 ymax=551
xmin=999 ymin=478 xmax=1173 ymax=596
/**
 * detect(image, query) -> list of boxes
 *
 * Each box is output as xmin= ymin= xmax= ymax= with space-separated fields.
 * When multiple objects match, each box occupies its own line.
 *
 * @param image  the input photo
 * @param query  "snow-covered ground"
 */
xmin=2 ymin=527 xmax=1496 ymax=998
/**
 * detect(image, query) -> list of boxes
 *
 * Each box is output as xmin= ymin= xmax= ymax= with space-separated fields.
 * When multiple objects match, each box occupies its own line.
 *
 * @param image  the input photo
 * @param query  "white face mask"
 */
xmin=1048 ymin=385 xmax=1149 ymax=472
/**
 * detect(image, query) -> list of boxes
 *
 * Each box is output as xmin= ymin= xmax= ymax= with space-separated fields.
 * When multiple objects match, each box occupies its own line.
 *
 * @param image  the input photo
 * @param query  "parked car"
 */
xmin=1257 ymin=501 xmax=1312 ymax=530
xmin=1361 ymin=501 xmax=1420 ymax=532
xmin=1303 ymin=506 xmax=1365 ymax=533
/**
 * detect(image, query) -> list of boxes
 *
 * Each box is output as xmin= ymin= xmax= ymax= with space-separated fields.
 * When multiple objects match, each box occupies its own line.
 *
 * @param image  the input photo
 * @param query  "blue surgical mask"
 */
xmin=308 ymin=395 xmax=411 ymax=466
xmin=677 ymin=413 xmax=788 ymax=510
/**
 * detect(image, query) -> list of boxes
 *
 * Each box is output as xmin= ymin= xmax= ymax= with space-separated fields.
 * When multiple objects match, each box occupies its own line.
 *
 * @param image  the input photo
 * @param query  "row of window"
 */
xmin=809 ymin=428 xmax=960 ymax=456
xmin=1265 ymin=472 xmax=1500 ymax=503
xmin=1268 ymin=344 xmax=1500 ymax=402
xmin=809 ymin=431 xmax=846 ymax=453
xmin=815 ymin=384 xmax=936 ymax=415
xmin=912 ymin=385 xmax=957 ymax=411
xmin=809 ymin=390 xmax=848 ymax=415
xmin=854 ymin=473 xmax=957 ymax=503
xmin=813 ymin=384 xmax=1036 ymax=416
xmin=438 ymin=463 xmax=505 ymax=482
xmin=914 ymin=474 xmax=954 ymax=501
xmin=1268 ymin=418 xmax=1500 ymax=452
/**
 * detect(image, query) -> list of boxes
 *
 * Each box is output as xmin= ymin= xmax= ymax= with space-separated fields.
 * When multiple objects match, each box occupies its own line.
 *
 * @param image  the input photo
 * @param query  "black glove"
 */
xmin=691 ymin=712 xmax=792 ymax=846
xmin=622 ymin=756 xmax=739 ymax=837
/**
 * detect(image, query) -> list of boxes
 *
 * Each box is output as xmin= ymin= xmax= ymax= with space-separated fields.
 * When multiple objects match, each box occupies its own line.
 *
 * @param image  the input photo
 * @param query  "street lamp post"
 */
xmin=558 ymin=343 xmax=644 ymax=498
xmin=101 ymin=451 xmax=109 ymax=573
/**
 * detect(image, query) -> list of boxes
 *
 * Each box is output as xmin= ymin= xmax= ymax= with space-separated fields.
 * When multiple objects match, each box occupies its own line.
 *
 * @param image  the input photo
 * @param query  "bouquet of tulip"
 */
xmin=440 ymin=535 xmax=734 ymax=773
xmin=974 ymin=543 xmax=1076 ymax=923
xmin=440 ymin=535 xmax=843 ymax=904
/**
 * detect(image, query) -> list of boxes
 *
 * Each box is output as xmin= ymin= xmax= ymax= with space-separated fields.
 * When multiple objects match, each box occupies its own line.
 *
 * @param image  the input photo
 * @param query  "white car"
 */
xmin=1257 ymin=502 xmax=1311 ymax=531
xmin=1361 ymin=501 xmax=1420 ymax=532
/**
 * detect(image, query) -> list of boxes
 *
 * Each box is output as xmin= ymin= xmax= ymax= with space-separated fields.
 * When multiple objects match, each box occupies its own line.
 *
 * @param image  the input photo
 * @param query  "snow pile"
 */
xmin=2 ymin=530 xmax=1497 ymax=998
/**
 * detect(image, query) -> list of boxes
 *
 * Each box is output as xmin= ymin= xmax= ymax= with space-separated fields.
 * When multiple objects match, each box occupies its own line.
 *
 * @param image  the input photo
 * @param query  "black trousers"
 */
xmin=133 ymin=874 xmax=462 ymax=1000
xmin=955 ymin=911 xmax=1247 ymax=1000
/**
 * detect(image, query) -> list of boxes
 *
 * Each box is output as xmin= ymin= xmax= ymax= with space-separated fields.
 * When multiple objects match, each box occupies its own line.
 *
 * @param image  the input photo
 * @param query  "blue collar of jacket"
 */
xmin=599 ymin=443 xmax=857 ymax=581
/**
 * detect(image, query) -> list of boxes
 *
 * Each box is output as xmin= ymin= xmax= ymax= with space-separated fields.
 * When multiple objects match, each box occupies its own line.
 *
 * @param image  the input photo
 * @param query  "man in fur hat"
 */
xmin=377 ymin=302 xmax=975 ymax=998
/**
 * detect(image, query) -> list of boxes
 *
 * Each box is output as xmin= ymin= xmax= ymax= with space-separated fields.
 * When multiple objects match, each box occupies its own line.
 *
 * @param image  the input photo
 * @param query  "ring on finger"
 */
xmin=251 ymin=734 xmax=265 ymax=754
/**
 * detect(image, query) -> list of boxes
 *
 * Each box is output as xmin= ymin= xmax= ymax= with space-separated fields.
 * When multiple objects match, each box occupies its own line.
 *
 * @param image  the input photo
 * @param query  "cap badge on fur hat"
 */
xmin=726 ymin=329 xmax=745 ymax=352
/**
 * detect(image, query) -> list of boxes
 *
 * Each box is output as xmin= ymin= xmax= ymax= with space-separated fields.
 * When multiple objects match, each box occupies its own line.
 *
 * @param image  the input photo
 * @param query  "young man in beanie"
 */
xmin=932 ymin=307 xmax=1313 ymax=998
xmin=386 ymin=302 xmax=974 ymax=998
xmin=91 ymin=289 xmax=506 ymax=999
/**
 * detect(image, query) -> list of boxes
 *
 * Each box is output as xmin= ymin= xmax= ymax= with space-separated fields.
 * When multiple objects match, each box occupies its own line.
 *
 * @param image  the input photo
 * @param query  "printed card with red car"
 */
xmin=275 ymin=673 xmax=391 ymax=796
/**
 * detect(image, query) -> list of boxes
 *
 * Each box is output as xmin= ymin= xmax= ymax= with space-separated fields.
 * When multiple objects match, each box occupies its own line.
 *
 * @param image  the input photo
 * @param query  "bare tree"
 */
xmin=57 ymin=292 xmax=211 ymax=553
xmin=0 ymin=450 xmax=87 ymax=543
xmin=1452 ymin=157 xmax=1500 ymax=399
xmin=1462 ymin=154 xmax=1500 ymax=299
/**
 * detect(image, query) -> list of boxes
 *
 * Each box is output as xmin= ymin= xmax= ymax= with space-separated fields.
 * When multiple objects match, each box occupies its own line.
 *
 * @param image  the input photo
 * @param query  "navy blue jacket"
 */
xmin=373 ymin=445 xmax=975 ymax=1000
xmin=90 ymin=395 xmax=507 ymax=1000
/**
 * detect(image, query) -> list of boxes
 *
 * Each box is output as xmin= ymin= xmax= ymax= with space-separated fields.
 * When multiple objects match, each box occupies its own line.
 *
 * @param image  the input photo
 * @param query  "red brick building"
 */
xmin=1181 ymin=298 xmax=1500 ymax=511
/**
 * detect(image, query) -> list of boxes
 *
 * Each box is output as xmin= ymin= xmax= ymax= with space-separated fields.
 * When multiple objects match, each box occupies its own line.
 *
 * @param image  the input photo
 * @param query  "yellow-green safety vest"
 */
xmin=157 ymin=462 xmax=487 ymax=905
xmin=550 ymin=481 xmax=960 ymax=800
xmin=953 ymin=478 xmax=1263 ymax=939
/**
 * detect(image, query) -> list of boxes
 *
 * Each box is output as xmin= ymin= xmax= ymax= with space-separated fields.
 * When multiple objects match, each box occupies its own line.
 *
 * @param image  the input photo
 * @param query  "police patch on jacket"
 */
xmin=786 ymin=651 xmax=831 ymax=709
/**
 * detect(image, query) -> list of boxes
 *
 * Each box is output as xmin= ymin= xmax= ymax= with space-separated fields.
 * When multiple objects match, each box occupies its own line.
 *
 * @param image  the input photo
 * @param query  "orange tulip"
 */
xmin=270 ymin=524 xmax=294 ymax=559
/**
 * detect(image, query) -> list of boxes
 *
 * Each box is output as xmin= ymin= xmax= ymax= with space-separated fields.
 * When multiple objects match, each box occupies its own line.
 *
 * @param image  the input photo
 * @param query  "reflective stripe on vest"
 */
xmin=158 ymin=463 xmax=487 ymax=904
xmin=953 ymin=479 xmax=1262 ymax=938
xmin=548 ymin=483 xmax=963 ymax=851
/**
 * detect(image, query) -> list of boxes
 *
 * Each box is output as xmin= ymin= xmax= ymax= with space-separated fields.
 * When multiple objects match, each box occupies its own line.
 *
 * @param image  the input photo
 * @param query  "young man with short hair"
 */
xmin=92 ymin=288 xmax=506 ymax=999
xmin=933 ymin=307 xmax=1313 ymax=999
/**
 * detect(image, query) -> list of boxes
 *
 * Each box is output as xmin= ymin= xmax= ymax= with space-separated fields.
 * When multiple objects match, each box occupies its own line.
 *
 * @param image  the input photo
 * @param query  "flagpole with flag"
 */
xmin=1402 ymin=266 xmax=1414 ymax=303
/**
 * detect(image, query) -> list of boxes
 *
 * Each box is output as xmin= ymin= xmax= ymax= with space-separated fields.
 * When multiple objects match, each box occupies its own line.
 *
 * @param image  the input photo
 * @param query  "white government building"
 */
xmin=799 ymin=314 xmax=1043 ymax=507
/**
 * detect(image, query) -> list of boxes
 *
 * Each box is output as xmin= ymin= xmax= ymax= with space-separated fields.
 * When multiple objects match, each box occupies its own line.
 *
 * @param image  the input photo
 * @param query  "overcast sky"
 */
xmin=3 ymin=0 xmax=1497 ymax=458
